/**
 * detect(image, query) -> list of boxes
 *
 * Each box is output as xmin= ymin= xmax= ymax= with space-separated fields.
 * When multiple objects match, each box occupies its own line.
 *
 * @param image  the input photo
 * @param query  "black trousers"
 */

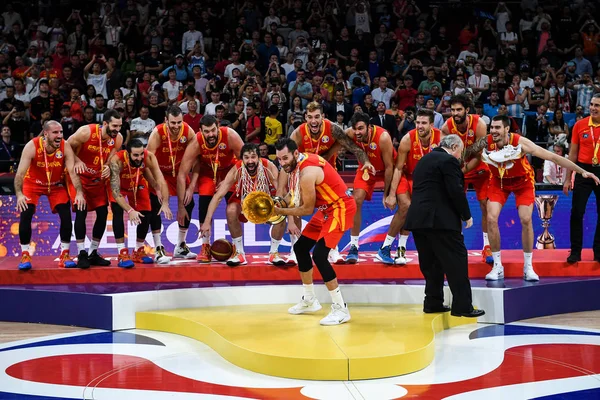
xmin=412 ymin=229 xmax=473 ymax=313
xmin=570 ymin=163 xmax=600 ymax=254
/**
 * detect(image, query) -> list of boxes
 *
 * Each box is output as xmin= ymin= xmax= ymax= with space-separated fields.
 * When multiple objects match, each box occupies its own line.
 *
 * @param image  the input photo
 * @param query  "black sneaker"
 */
xmin=88 ymin=249 xmax=111 ymax=266
xmin=567 ymin=252 xmax=581 ymax=264
xmin=77 ymin=250 xmax=90 ymax=269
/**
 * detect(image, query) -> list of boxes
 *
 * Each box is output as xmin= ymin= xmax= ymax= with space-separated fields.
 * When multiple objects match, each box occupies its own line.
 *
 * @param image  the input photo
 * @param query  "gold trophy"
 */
xmin=534 ymin=194 xmax=559 ymax=249
xmin=242 ymin=191 xmax=287 ymax=225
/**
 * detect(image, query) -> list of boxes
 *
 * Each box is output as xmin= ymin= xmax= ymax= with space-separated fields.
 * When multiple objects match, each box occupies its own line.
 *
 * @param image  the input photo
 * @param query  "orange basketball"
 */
xmin=210 ymin=239 xmax=233 ymax=261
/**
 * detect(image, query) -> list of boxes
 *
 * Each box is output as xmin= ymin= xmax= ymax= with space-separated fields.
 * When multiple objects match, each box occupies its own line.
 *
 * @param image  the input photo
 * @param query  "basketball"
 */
xmin=211 ymin=239 xmax=233 ymax=261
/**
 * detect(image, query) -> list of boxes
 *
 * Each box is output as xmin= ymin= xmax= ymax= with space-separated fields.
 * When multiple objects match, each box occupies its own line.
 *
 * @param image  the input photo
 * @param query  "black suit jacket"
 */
xmin=404 ymin=147 xmax=471 ymax=232
xmin=327 ymin=102 xmax=354 ymax=124
xmin=371 ymin=114 xmax=399 ymax=141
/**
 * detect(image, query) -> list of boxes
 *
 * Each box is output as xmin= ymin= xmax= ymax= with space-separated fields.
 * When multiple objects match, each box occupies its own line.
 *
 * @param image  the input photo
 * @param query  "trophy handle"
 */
xmin=267 ymin=196 xmax=287 ymax=225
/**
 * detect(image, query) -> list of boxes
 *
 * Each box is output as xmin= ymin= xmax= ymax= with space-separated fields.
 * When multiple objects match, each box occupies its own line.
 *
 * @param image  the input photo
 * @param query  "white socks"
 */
xmin=303 ymin=283 xmax=315 ymax=300
xmin=77 ymin=242 xmax=86 ymax=252
xmin=202 ymin=235 xmax=210 ymax=245
xmin=116 ymin=242 xmax=125 ymax=252
xmin=61 ymin=242 xmax=70 ymax=252
xmin=383 ymin=235 xmax=395 ymax=248
xmin=350 ymin=235 xmax=359 ymax=248
xmin=398 ymin=234 xmax=409 ymax=249
xmin=270 ymin=238 xmax=280 ymax=253
xmin=483 ymin=233 xmax=490 ymax=246
xmin=178 ymin=229 xmax=187 ymax=244
xmin=21 ymin=244 xmax=30 ymax=252
xmin=136 ymin=239 xmax=145 ymax=250
xmin=89 ymin=240 xmax=99 ymax=253
xmin=329 ymin=287 xmax=345 ymax=307
xmin=290 ymin=234 xmax=298 ymax=253
xmin=492 ymin=251 xmax=502 ymax=268
xmin=153 ymin=233 xmax=162 ymax=248
xmin=524 ymin=252 xmax=533 ymax=268
xmin=233 ymin=236 xmax=244 ymax=254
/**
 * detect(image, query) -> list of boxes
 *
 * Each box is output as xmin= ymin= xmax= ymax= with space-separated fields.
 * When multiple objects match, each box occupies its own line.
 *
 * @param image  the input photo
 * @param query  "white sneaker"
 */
xmin=395 ymin=251 xmax=408 ymax=265
xmin=288 ymin=296 xmax=322 ymax=314
xmin=524 ymin=265 xmax=540 ymax=281
xmin=173 ymin=242 xmax=197 ymax=259
xmin=285 ymin=252 xmax=297 ymax=265
xmin=155 ymin=246 xmax=171 ymax=265
xmin=269 ymin=251 xmax=286 ymax=266
xmin=226 ymin=252 xmax=248 ymax=267
xmin=485 ymin=265 xmax=504 ymax=281
xmin=320 ymin=303 xmax=351 ymax=326
xmin=328 ymin=248 xmax=345 ymax=264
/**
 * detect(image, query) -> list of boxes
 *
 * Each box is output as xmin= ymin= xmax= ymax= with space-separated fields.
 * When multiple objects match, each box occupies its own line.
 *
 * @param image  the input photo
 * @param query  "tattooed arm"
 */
xmin=109 ymin=156 xmax=144 ymax=225
xmin=330 ymin=123 xmax=375 ymax=174
xmin=462 ymin=119 xmax=488 ymax=174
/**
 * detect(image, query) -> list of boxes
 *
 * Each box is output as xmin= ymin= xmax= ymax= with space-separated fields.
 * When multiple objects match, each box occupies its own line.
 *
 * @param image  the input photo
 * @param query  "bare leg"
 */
xmin=226 ymin=202 xmax=243 ymax=238
xmin=518 ymin=204 xmax=534 ymax=253
xmin=479 ymin=198 xmax=488 ymax=234
xmin=350 ymin=189 xmax=367 ymax=237
xmin=486 ymin=201 xmax=503 ymax=252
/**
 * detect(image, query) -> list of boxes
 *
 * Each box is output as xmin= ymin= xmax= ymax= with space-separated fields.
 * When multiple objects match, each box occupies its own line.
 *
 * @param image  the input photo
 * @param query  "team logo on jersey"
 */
xmin=584 ymin=134 xmax=589 ymax=139
xmin=219 ymin=143 xmax=227 ymax=150
xmin=369 ymin=142 xmax=377 ymax=150
xmin=468 ymin=130 xmax=474 ymax=137
xmin=108 ymin=139 xmax=115 ymax=146
xmin=322 ymin=136 xmax=330 ymax=143
xmin=55 ymin=150 xmax=63 ymax=159
xmin=180 ymin=136 xmax=187 ymax=144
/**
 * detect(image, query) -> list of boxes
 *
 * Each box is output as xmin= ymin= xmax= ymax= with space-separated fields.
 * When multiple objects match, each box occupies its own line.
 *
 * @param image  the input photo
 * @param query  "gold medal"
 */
xmin=498 ymin=163 xmax=506 ymax=189
xmin=362 ymin=169 xmax=370 ymax=181
xmin=593 ymin=157 xmax=598 ymax=165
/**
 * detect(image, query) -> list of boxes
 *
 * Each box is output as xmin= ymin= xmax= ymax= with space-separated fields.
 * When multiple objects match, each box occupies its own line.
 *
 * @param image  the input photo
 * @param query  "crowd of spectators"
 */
xmin=0 ymin=0 xmax=598 ymax=180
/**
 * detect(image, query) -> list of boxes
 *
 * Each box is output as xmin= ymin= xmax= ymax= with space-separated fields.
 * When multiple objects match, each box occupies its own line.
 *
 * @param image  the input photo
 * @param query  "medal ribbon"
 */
xmin=97 ymin=125 xmax=104 ymax=176
xmin=359 ymin=126 xmax=374 ymax=181
xmin=591 ymin=126 xmax=599 ymax=165
xmin=416 ymin=128 xmax=435 ymax=158
xmin=125 ymin=152 xmax=141 ymax=207
xmin=41 ymin=137 xmax=52 ymax=193
xmin=165 ymin=124 xmax=182 ymax=177
xmin=307 ymin=123 xmax=326 ymax=154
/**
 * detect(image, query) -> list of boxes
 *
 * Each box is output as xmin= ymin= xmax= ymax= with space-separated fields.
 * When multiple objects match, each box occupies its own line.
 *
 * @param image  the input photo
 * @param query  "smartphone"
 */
xmin=244 ymin=39 xmax=252 ymax=44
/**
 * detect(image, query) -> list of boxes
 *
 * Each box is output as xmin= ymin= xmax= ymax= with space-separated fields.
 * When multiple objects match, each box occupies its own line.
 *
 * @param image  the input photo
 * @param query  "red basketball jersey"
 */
xmin=24 ymin=137 xmax=67 ymax=189
xmin=297 ymin=153 xmax=348 ymax=208
xmin=446 ymin=114 xmax=489 ymax=178
xmin=115 ymin=149 xmax=149 ymax=193
xmin=154 ymin=122 xmax=193 ymax=177
xmin=297 ymin=119 xmax=337 ymax=167
xmin=352 ymin=125 xmax=397 ymax=172
xmin=404 ymin=128 xmax=442 ymax=176
xmin=486 ymin=133 xmax=535 ymax=181
xmin=76 ymin=124 xmax=116 ymax=180
xmin=196 ymin=126 xmax=238 ymax=171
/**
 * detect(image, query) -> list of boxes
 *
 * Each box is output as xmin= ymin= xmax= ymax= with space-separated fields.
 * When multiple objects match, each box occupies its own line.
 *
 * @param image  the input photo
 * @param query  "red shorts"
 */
xmin=302 ymin=196 xmax=356 ymax=248
xmin=108 ymin=186 xmax=151 ymax=212
xmin=23 ymin=183 xmax=70 ymax=213
xmin=464 ymin=170 xmax=490 ymax=201
xmin=353 ymin=171 xmax=384 ymax=201
xmin=68 ymin=176 xmax=109 ymax=212
xmin=396 ymin=174 xmax=413 ymax=196
xmin=487 ymin=176 xmax=535 ymax=207
xmin=197 ymin=164 xmax=233 ymax=196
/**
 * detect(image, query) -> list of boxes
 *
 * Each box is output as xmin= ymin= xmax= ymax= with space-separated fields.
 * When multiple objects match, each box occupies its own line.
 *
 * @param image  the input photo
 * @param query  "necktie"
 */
xmin=381 ymin=115 xmax=384 ymax=126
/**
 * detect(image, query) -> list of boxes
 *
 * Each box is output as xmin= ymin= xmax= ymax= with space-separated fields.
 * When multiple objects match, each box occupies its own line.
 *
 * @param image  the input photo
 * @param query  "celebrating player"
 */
xmin=177 ymin=115 xmax=244 ymax=262
xmin=200 ymin=143 xmax=286 ymax=266
xmin=274 ymin=138 xmax=357 ymax=326
xmin=483 ymin=115 xmax=600 ymax=281
xmin=287 ymin=101 xmax=375 ymax=264
xmin=108 ymin=139 xmax=173 ymax=268
xmin=381 ymin=109 xmax=442 ymax=264
xmin=67 ymin=109 xmax=123 ymax=268
xmin=441 ymin=95 xmax=492 ymax=263
xmin=15 ymin=121 xmax=86 ymax=270
xmin=147 ymin=105 xmax=197 ymax=261
xmin=343 ymin=112 xmax=396 ymax=263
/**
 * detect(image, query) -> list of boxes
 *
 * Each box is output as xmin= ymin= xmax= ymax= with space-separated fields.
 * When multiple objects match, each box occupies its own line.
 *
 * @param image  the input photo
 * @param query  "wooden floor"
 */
xmin=1 ymin=311 xmax=599 ymax=344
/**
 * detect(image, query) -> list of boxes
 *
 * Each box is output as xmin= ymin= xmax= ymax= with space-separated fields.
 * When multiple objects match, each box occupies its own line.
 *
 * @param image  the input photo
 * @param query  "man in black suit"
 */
xmin=371 ymin=101 xmax=399 ymax=142
xmin=405 ymin=134 xmax=485 ymax=318
xmin=327 ymin=90 xmax=353 ymax=124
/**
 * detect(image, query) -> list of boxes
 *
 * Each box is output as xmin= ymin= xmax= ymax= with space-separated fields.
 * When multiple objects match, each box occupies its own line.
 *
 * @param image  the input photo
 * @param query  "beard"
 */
xmin=245 ymin=163 xmax=257 ymax=175
xmin=453 ymin=114 xmax=466 ymax=124
xmin=130 ymin=158 xmax=144 ymax=168
xmin=282 ymin=158 xmax=298 ymax=173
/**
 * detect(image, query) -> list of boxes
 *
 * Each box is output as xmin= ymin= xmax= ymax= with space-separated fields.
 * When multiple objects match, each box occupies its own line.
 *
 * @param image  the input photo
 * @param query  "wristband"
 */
xmin=127 ymin=208 xmax=135 ymax=215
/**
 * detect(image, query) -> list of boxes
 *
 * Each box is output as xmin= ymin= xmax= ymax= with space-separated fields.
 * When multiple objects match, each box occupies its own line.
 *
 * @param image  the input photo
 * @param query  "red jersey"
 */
xmin=24 ymin=137 xmax=67 ymax=189
xmin=76 ymin=124 xmax=116 ymax=181
xmin=115 ymin=149 xmax=149 ymax=193
xmin=486 ymin=133 xmax=535 ymax=182
xmin=446 ymin=114 xmax=489 ymax=178
xmin=297 ymin=153 xmax=348 ymax=209
xmin=233 ymin=158 xmax=276 ymax=197
xmin=154 ymin=122 xmax=193 ymax=178
xmin=571 ymin=117 xmax=600 ymax=164
xmin=352 ymin=125 xmax=397 ymax=172
xmin=297 ymin=119 xmax=337 ymax=167
xmin=196 ymin=126 xmax=238 ymax=172
xmin=404 ymin=128 xmax=442 ymax=176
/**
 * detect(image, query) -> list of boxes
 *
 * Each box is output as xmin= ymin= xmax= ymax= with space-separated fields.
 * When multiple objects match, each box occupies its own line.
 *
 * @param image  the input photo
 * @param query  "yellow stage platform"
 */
xmin=136 ymin=304 xmax=475 ymax=380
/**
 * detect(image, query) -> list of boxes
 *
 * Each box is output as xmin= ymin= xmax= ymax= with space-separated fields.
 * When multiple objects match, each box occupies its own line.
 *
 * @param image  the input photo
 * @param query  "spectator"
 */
xmin=264 ymin=105 xmax=282 ymax=146
xmin=289 ymin=69 xmax=312 ymax=108
xmin=371 ymin=101 xmax=398 ymax=140
xmin=0 ymin=126 xmax=18 ymax=171
xmin=84 ymin=54 xmax=113 ymax=99
xmin=182 ymin=21 xmax=204 ymax=54
xmin=94 ymin=95 xmax=108 ymax=122
xmin=571 ymin=47 xmax=593 ymax=77
xmin=371 ymin=76 xmax=393 ymax=109
xmin=548 ymin=109 xmax=569 ymax=146
xmin=245 ymin=102 xmax=261 ymax=144
xmin=543 ymin=143 xmax=567 ymax=185
xmin=130 ymin=105 xmax=155 ymax=145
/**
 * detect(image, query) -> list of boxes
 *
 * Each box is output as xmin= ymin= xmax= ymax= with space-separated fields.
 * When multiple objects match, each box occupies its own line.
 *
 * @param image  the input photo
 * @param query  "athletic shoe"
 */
xmin=132 ymin=247 xmax=154 ymax=264
xmin=485 ymin=265 xmax=504 ymax=281
xmin=482 ymin=245 xmax=493 ymax=264
xmin=155 ymin=246 xmax=171 ymax=265
xmin=328 ymin=247 xmax=345 ymax=264
xmin=59 ymin=250 xmax=77 ymax=268
xmin=117 ymin=248 xmax=135 ymax=268
xmin=226 ymin=251 xmax=247 ymax=267
xmin=345 ymin=245 xmax=359 ymax=264
xmin=197 ymin=243 xmax=211 ymax=263
xmin=173 ymin=242 xmax=197 ymax=259
xmin=285 ymin=250 xmax=297 ymax=265
xmin=288 ymin=296 xmax=322 ymax=314
xmin=269 ymin=251 xmax=286 ymax=266
xmin=376 ymin=245 xmax=395 ymax=264
xmin=18 ymin=251 xmax=32 ymax=271
xmin=77 ymin=250 xmax=90 ymax=269
xmin=88 ymin=250 xmax=111 ymax=266
xmin=395 ymin=246 xmax=407 ymax=265
xmin=524 ymin=265 xmax=540 ymax=281
xmin=319 ymin=303 xmax=351 ymax=326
